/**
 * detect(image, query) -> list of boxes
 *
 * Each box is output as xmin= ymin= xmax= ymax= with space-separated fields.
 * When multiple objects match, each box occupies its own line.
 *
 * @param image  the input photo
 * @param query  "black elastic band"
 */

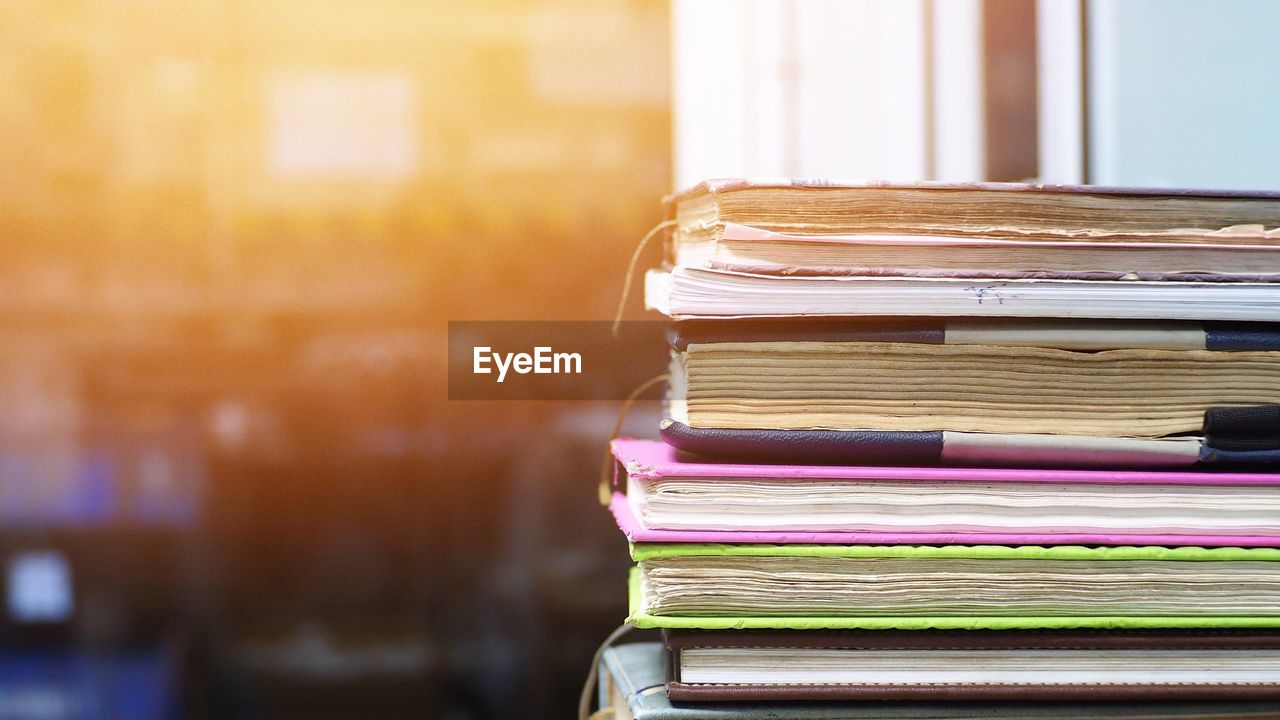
xmin=1205 ymin=405 xmax=1280 ymax=451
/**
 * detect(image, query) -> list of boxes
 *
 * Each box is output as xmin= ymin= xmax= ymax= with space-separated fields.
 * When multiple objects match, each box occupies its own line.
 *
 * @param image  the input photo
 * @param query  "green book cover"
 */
xmin=627 ymin=543 xmax=1280 ymax=631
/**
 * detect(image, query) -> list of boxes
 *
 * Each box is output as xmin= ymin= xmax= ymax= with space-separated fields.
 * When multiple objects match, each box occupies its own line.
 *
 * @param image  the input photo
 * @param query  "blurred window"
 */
xmin=7 ymin=551 xmax=74 ymax=624
xmin=267 ymin=71 xmax=418 ymax=179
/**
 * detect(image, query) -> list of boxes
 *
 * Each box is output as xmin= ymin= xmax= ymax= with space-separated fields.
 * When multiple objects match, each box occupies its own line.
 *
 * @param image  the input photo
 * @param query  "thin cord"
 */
xmin=582 ymin=221 xmax=673 ymax=719
xmin=612 ymin=220 xmax=677 ymax=338
xmin=599 ymin=374 xmax=669 ymax=506
xmin=578 ymin=623 xmax=635 ymax=720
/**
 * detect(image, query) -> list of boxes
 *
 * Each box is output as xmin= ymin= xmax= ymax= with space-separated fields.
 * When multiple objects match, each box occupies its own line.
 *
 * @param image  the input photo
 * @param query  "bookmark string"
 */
xmin=578 ymin=622 xmax=637 ymax=720
xmin=611 ymin=219 xmax=677 ymax=338
xmin=581 ymin=221 xmax=674 ymax=720
xmin=599 ymin=374 xmax=669 ymax=506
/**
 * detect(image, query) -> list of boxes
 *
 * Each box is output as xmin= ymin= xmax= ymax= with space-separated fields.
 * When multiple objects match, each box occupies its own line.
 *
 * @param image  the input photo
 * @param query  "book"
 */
xmin=599 ymin=642 xmax=1280 ymax=718
xmin=668 ymin=340 xmax=1280 ymax=436
xmin=625 ymin=543 xmax=1280 ymax=630
xmin=660 ymin=629 xmax=1280 ymax=703
xmin=645 ymin=267 xmax=1280 ymax=321
xmin=608 ymin=438 xmax=1280 ymax=546
xmin=692 ymin=223 xmax=1280 ymax=280
xmin=665 ymin=180 xmax=1280 ymax=281
xmin=660 ymin=319 xmax=1280 ymax=443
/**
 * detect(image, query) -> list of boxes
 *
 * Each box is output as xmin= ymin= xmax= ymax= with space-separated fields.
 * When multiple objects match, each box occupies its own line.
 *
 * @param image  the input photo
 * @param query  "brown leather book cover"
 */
xmin=664 ymin=629 xmax=1280 ymax=703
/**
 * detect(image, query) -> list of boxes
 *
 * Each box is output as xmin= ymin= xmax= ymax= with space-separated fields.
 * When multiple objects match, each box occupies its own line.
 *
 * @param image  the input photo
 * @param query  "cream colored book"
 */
xmin=667 ymin=180 xmax=1280 ymax=280
xmin=668 ymin=340 xmax=1280 ymax=437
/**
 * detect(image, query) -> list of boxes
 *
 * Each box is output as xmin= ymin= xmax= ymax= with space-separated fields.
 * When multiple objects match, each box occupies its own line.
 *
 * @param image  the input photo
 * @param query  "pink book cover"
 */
xmin=609 ymin=438 xmax=1280 ymax=547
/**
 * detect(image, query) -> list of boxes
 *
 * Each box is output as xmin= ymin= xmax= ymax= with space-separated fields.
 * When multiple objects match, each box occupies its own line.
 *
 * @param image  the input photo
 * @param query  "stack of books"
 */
xmin=589 ymin=180 xmax=1280 ymax=720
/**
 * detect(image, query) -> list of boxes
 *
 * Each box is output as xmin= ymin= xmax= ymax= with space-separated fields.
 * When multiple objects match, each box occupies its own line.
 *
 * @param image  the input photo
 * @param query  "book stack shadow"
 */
xmin=588 ymin=180 xmax=1280 ymax=720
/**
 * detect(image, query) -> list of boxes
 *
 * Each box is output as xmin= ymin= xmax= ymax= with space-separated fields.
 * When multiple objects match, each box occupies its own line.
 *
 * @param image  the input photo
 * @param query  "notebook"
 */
xmin=646 ymin=267 xmax=1280 ymax=322
xmin=626 ymin=544 xmax=1280 ymax=631
xmin=658 ymin=319 xmax=1280 ymax=467
xmin=609 ymin=438 xmax=1280 ymax=546
xmin=660 ymin=629 xmax=1280 ymax=703
xmin=600 ymin=641 xmax=1280 ymax=718
xmin=669 ymin=339 xmax=1280 ymax=438
xmin=664 ymin=180 xmax=1280 ymax=282
xmin=658 ymin=180 xmax=1280 ymax=320
xmin=694 ymin=223 xmax=1280 ymax=281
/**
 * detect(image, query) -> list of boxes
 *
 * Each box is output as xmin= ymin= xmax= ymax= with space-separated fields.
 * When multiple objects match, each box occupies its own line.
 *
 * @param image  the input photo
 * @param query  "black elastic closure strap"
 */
xmin=1204 ymin=405 xmax=1280 ymax=451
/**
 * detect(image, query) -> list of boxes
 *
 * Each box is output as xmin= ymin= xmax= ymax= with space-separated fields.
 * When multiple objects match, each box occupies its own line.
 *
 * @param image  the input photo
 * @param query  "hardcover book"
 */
xmin=625 ymin=543 xmax=1280 ymax=631
xmin=598 ymin=642 xmax=1280 ymax=718
xmin=609 ymin=438 xmax=1280 ymax=546
xmin=651 ymin=180 xmax=1280 ymax=321
xmin=660 ymin=630 xmax=1280 ymax=703
xmin=657 ymin=319 xmax=1280 ymax=467
xmin=664 ymin=180 xmax=1280 ymax=282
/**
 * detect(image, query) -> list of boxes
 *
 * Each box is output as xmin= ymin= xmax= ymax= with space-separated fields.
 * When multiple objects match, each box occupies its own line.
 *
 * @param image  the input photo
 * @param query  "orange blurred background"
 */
xmin=0 ymin=1 xmax=669 ymax=717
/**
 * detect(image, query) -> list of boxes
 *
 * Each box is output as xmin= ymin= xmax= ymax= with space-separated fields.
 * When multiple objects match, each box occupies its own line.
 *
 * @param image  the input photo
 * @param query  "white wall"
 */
xmin=1088 ymin=0 xmax=1280 ymax=189
xmin=1036 ymin=0 xmax=1084 ymax=184
xmin=672 ymin=0 xmax=970 ymax=190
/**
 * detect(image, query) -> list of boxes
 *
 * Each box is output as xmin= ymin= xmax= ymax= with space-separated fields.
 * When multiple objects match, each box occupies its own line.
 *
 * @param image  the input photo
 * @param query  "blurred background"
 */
xmin=1 ymin=1 xmax=1278 ymax=718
